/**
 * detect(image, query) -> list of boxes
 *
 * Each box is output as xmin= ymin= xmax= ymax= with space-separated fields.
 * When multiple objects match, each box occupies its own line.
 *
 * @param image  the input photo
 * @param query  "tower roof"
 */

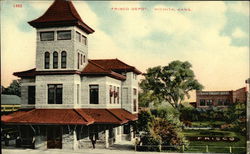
xmin=28 ymin=0 xmax=94 ymax=34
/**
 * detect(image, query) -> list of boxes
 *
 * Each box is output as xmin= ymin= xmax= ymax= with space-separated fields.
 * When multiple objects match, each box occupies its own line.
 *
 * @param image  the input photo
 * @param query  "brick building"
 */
xmin=196 ymin=87 xmax=247 ymax=109
xmin=2 ymin=0 xmax=141 ymax=150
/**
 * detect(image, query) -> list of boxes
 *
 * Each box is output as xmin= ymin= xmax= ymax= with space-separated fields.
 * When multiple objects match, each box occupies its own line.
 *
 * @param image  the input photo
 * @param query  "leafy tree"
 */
xmin=140 ymin=61 xmax=203 ymax=110
xmin=139 ymin=90 xmax=163 ymax=107
xmin=149 ymin=117 xmax=188 ymax=147
xmin=2 ymin=80 xmax=21 ymax=96
xmin=137 ymin=109 xmax=189 ymax=151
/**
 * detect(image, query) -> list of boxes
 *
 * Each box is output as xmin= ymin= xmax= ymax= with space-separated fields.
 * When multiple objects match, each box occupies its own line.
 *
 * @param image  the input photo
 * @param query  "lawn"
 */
xmin=191 ymin=121 xmax=226 ymax=127
xmin=183 ymin=129 xmax=246 ymax=154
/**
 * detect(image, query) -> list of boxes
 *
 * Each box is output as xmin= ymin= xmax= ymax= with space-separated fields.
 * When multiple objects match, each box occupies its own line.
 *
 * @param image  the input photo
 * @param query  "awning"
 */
xmin=1 ymin=108 xmax=137 ymax=125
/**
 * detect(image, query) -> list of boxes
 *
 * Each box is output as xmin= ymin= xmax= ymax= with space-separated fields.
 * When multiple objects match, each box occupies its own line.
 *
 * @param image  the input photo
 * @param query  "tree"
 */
xmin=2 ymin=80 xmax=21 ymax=96
xmin=137 ymin=109 xmax=189 ymax=151
xmin=140 ymin=61 xmax=203 ymax=110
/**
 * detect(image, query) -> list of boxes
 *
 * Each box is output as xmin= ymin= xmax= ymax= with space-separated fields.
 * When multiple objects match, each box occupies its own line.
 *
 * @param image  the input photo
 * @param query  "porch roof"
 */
xmin=1 ymin=108 xmax=137 ymax=125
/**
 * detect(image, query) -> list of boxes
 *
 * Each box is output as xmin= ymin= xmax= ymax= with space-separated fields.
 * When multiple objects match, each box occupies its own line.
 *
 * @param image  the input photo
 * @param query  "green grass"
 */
xmin=191 ymin=121 xmax=226 ymax=127
xmin=183 ymin=129 xmax=246 ymax=154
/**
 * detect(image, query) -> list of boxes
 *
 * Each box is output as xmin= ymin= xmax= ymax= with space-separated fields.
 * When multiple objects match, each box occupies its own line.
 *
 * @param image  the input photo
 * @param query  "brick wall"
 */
xmin=233 ymin=87 xmax=247 ymax=103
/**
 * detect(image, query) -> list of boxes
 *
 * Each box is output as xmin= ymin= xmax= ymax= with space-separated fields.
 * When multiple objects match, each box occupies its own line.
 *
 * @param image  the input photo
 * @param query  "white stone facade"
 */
xmin=36 ymin=26 xmax=88 ymax=71
xmin=21 ymin=72 xmax=138 ymax=112
xmin=19 ymin=24 xmax=139 ymax=112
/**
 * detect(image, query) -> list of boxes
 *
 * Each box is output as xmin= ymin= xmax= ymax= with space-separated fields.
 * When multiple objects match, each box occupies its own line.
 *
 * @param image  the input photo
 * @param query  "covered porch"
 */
xmin=1 ymin=108 xmax=137 ymax=150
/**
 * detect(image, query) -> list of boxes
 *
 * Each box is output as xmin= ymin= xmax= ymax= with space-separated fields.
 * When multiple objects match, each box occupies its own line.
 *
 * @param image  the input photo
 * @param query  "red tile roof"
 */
xmin=13 ymin=59 xmax=140 ymax=80
xmin=1 ymin=110 xmax=29 ymax=122
xmin=28 ymin=0 xmax=94 ymax=34
xmin=2 ymin=109 xmax=95 ymax=125
xmin=13 ymin=69 xmax=82 ymax=77
xmin=2 ymin=109 xmax=137 ymax=125
xmin=91 ymin=59 xmax=142 ymax=74
xmin=108 ymin=109 xmax=138 ymax=121
xmin=81 ymin=60 xmax=127 ymax=80
xmin=81 ymin=109 xmax=126 ymax=124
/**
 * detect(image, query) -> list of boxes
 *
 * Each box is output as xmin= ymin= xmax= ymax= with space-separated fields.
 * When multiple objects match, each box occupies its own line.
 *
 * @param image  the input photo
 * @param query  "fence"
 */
xmin=134 ymin=144 xmax=246 ymax=153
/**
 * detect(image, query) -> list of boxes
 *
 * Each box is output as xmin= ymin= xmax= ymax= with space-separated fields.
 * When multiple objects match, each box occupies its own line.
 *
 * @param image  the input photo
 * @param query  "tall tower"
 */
xmin=27 ymin=0 xmax=94 ymax=108
xmin=29 ymin=0 xmax=94 ymax=71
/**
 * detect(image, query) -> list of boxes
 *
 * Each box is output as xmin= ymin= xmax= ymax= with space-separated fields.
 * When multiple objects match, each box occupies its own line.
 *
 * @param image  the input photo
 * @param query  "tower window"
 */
xmin=40 ymin=31 xmax=54 ymax=41
xmin=48 ymin=84 xmax=63 ymax=104
xmin=77 ymin=53 xmax=80 ymax=69
xmin=57 ymin=30 xmax=71 ymax=40
xmin=82 ymin=35 xmax=87 ymax=45
xmin=83 ymin=55 xmax=86 ymax=63
xmin=81 ymin=54 xmax=83 ymax=65
xmin=44 ymin=52 xmax=50 ymax=69
xmin=61 ymin=51 xmax=67 ymax=68
xmin=89 ymin=85 xmax=99 ymax=104
xmin=76 ymin=32 xmax=81 ymax=42
xmin=53 ymin=51 xmax=58 ymax=69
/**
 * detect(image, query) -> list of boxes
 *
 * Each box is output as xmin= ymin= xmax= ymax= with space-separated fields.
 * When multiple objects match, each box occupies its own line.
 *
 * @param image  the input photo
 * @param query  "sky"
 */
xmin=1 ymin=0 xmax=249 ymax=101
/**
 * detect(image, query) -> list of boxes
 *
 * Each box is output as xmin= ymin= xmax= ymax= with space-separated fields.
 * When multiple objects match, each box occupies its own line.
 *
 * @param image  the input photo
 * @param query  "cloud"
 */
xmin=231 ymin=27 xmax=247 ymax=38
xmin=105 ymin=1 xmax=248 ymax=101
xmin=74 ymin=1 xmax=99 ymax=29
xmin=227 ymin=1 xmax=250 ymax=16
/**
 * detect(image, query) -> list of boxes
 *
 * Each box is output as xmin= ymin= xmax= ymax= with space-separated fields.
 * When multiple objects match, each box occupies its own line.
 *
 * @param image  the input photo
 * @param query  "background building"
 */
xmin=1 ymin=94 xmax=21 ymax=115
xmin=196 ymin=87 xmax=247 ymax=109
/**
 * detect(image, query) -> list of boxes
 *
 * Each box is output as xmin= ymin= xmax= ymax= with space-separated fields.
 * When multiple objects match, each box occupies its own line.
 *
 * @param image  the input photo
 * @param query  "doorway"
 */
xmin=47 ymin=126 xmax=62 ymax=149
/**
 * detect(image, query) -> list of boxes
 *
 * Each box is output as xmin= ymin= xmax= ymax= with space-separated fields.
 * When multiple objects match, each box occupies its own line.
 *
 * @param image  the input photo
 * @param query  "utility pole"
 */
xmin=246 ymin=78 xmax=250 ymax=154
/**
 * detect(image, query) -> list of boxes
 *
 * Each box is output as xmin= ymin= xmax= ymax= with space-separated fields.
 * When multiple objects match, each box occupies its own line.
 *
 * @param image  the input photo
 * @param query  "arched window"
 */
xmin=44 ymin=52 xmax=50 ymax=69
xmin=53 ymin=51 xmax=58 ymax=69
xmin=61 ymin=51 xmax=67 ymax=68
xmin=83 ymin=55 xmax=86 ymax=63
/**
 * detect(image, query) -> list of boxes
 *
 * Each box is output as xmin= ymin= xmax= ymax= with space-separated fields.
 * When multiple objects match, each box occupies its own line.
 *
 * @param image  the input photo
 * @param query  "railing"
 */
xmin=134 ymin=144 xmax=246 ymax=153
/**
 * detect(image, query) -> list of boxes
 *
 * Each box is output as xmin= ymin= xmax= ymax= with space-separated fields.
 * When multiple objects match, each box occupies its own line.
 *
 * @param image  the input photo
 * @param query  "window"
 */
xmin=77 ymin=84 xmax=80 ymax=104
xmin=113 ymin=86 xmax=116 ymax=104
xmin=81 ymin=54 xmax=83 ymax=65
xmin=53 ymin=51 xmax=58 ymax=69
xmin=76 ymin=32 xmax=81 ymax=42
xmin=200 ymin=99 xmax=205 ymax=106
xmin=61 ymin=51 xmax=67 ymax=68
xmin=48 ymin=84 xmax=62 ymax=104
xmin=77 ymin=53 xmax=80 ymax=69
xmin=133 ymin=99 xmax=137 ymax=112
xmin=83 ymin=55 xmax=86 ymax=63
xmin=28 ymin=86 xmax=35 ymax=104
xmin=109 ymin=85 xmax=112 ymax=104
xmin=206 ymin=100 xmax=213 ymax=106
xmin=218 ymin=99 xmax=223 ymax=106
xmin=40 ymin=31 xmax=54 ymax=41
xmin=90 ymin=85 xmax=99 ymax=104
xmin=44 ymin=52 xmax=50 ymax=69
xmin=133 ymin=88 xmax=137 ymax=95
xmin=117 ymin=87 xmax=119 ymax=104
xmin=82 ymin=35 xmax=87 ymax=45
xmin=224 ymin=99 xmax=230 ymax=106
xmin=57 ymin=30 xmax=71 ymax=40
